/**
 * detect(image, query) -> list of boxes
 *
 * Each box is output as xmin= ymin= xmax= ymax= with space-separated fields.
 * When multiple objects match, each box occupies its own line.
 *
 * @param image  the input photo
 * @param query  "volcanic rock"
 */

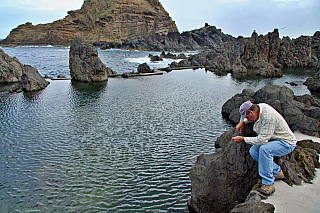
xmin=69 ymin=36 xmax=116 ymax=82
xmin=222 ymin=85 xmax=320 ymax=137
xmin=188 ymin=85 xmax=320 ymax=212
xmin=170 ymin=29 xmax=320 ymax=78
xmin=20 ymin=65 xmax=50 ymax=92
xmin=122 ymin=24 xmax=236 ymax=51
xmin=0 ymin=48 xmax=24 ymax=83
xmin=0 ymin=0 xmax=178 ymax=46
xmin=0 ymin=48 xmax=49 ymax=92
xmin=137 ymin=62 xmax=152 ymax=73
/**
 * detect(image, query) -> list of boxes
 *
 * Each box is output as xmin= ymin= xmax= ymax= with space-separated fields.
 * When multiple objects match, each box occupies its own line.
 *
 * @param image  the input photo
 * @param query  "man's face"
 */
xmin=246 ymin=109 xmax=259 ymax=122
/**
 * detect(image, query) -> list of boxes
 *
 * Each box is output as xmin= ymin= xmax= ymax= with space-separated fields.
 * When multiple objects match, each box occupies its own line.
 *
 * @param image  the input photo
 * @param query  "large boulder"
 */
xmin=137 ymin=63 xmax=152 ymax=73
xmin=0 ymin=48 xmax=49 ymax=92
xmin=188 ymin=110 xmax=320 ymax=213
xmin=69 ymin=36 xmax=116 ymax=82
xmin=0 ymin=48 xmax=24 ymax=83
xmin=21 ymin=65 xmax=50 ymax=92
xmin=303 ymin=60 xmax=320 ymax=91
xmin=189 ymin=88 xmax=320 ymax=212
xmin=188 ymin=137 xmax=259 ymax=213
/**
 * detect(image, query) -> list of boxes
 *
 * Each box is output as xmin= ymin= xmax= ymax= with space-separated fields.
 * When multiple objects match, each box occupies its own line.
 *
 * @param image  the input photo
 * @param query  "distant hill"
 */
xmin=0 ymin=0 xmax=178 ymax=46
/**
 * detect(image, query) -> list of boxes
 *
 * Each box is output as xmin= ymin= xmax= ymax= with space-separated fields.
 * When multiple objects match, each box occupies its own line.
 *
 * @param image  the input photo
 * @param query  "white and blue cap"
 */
xmin=239 ymin=100 xmax=253 ymax=122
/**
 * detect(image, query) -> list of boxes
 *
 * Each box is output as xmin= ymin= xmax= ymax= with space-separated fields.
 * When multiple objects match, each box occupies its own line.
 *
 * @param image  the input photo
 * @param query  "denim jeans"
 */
xmin=249 ymin=140 xmax=295 ymax=185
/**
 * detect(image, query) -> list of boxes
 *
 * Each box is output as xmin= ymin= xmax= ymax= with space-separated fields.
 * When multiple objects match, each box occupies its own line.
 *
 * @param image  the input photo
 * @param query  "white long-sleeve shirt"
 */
xmin=244 ymin=103 xmax=297 ymax=146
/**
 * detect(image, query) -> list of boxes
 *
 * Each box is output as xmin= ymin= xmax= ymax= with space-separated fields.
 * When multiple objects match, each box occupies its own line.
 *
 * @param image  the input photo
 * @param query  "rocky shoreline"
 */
xmin=1 ymin=42 xmax=320 ymax=213
xmin=188 ymin=85 xmax=320 ymax=212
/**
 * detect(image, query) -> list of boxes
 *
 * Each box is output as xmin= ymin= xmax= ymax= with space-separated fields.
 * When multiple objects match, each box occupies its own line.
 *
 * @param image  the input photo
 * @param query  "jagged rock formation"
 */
xmin=170 ymin=29 xmax=320 ymax=78
xmin=0 ymin=48 xmax=49 ymax=92
xmin=0 ymin=48 xmax=24 ymax=83
xmin=0 ymin=0 xmax=178 ymax=46
xmin=20 ymin=65 xmax=50 ymax=92
xmin=304 ymin=58 xmax=320 ymax=91
xmin=222 ymin=85 xmax=320 ymax=137
xmin=120 ymin=24 xmax=236 ymax=51
xmin=188 ymin=85 xmax=320 ymax=213
xmin=69 ymin=36 xmax=116 ymax=82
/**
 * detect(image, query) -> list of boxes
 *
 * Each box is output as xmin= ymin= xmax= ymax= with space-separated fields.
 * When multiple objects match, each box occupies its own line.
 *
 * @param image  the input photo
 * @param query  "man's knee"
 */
xmin=249 ymin=145 xmax=259 ymax=158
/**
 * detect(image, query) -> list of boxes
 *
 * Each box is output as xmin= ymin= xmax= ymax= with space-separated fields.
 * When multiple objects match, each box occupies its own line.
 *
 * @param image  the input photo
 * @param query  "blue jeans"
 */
xmin=249 ymin=140 xmax=295 ymax=185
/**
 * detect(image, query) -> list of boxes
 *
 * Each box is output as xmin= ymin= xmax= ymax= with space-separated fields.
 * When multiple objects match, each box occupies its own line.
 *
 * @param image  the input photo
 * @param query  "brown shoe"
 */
xmin=274 ymin=170 xmax=285 ymax=180
xmin=258 ymin=183 xmax=275 ymax=196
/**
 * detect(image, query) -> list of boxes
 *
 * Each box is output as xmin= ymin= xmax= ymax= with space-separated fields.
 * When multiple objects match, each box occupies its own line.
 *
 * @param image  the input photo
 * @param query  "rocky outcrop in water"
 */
xmin=0 ymin=48 xmax=49 ymax=92
xmin=69 ymin=36 xmax=116 ymax=82
xmin=0 ymin=0 xmax=178 ymax=46
xmin=0 ymin=48 xmax=24 ymax=83
xmin=303 ymin=58 xmax=320 ymax=92
xmin=169 ymin=29 xmax=320 ymax=78
xmin=20 ymin=65 xmax=50 ymax=92
xmin=188 ymin=85 xmax=320 ymax=212
xmin=120 ymin=24 xmax=236 ymax=51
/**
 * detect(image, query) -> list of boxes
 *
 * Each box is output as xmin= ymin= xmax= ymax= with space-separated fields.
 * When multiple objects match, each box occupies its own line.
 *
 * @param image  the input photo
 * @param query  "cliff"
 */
xmin=0 ymin=0 xmax=178 ymax=46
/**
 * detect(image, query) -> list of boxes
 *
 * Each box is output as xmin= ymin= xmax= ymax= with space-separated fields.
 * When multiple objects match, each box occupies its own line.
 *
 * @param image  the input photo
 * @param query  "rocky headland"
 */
xmin=188 ymin=85 xmax=320 ymax=213
xmin=0 ymin=0 xmax=178 ymax=47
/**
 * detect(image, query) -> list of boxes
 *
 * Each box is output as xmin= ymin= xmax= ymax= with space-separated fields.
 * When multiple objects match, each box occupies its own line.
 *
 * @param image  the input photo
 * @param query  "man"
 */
xmin=232 ymin=100 xmax=296 ymax=196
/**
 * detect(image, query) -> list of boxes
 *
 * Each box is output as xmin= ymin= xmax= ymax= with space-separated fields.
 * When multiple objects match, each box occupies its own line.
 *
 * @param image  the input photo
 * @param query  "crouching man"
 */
xmin=232 ymin=100 xmax=296 ymax=196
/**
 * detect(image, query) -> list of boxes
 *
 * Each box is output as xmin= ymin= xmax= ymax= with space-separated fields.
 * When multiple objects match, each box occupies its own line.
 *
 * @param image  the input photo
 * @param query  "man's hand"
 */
xmin=236 ymin=121 xmax=244 ymax=133
xmin=232 ymin=136 xmax=245 ymax=143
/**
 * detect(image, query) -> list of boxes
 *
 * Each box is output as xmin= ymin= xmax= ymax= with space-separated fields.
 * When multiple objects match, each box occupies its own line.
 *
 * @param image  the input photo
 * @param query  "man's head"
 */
xmin=239 ymin=100 xmax=259 ymax=122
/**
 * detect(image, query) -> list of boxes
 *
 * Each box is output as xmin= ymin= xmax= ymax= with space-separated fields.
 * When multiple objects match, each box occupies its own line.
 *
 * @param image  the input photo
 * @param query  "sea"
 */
xmin=0 ymin=46 xmax=316 ymax=212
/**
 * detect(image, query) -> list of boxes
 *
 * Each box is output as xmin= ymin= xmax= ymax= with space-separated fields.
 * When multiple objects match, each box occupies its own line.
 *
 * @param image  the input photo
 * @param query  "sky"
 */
xmin=0 ymin=0 xmax=319 ymax=39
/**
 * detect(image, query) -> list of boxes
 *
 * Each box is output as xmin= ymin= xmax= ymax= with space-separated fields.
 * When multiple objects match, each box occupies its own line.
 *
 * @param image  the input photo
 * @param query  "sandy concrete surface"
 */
xmin=265 ymin=132 xmax=320 ymax=213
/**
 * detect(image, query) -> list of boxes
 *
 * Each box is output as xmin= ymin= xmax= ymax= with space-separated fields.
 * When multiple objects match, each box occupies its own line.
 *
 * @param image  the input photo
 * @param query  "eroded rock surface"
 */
xmin=69 ymin=36 xmax=116 ymax=82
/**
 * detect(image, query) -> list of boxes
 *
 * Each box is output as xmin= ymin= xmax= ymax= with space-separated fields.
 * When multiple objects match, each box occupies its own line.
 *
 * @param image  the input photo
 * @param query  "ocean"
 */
xmin=0 ymin=46 xmax=316 ymax=212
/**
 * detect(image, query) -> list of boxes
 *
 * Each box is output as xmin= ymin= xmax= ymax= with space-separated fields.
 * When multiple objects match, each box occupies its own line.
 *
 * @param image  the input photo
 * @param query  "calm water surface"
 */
xmin=0 ymin=47 xmax=316 ymax=212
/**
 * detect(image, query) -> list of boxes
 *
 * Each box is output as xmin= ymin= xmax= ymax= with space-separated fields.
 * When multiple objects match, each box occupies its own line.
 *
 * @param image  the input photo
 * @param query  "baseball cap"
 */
xmin=239 ymin=100 xmax=253 ymax=122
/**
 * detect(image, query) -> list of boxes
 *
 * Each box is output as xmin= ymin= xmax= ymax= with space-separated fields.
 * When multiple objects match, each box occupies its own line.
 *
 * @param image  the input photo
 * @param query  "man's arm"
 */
xmin=236 ymin=121 xmax=245 ymax=133
xmin=232 ymin=136 xmax=245 ymax=143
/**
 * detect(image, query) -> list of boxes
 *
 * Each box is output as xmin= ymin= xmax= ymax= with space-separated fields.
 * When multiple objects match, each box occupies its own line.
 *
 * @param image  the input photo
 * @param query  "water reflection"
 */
xmin=23 ymin=88 xmax=45 ymax=102
xmin=0 ymin=67 xmax=318 ymax=212
xmin=69 ymin=80 xmax=107 ymax=107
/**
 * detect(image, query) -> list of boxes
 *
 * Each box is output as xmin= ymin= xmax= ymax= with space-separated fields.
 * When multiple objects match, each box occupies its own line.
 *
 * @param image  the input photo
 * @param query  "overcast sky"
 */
xmin=0 ymin=0 xmax=319 ymax=39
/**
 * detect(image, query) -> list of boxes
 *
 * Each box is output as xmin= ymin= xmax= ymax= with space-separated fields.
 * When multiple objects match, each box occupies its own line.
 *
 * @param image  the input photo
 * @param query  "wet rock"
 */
xmin=0 ymin=48 xmax=23 ymax=83
xmin=1 ymin=48 xmax=49 ymax=92
xmin=137 ymin=63 xmax=152 ymax=73
xmin=188 ymin=134 xmax=259 ymax=213
xmin=69 ymin=36 xmax=116 ymax=82
xmin=169 ymin=29 xmax=319 ymax=80
xmin=21 ymin=65 xmax=50 ymax=92
xmin=189 ymin=126 xmax=319 ymax=212
xmin=189 ymin=84 xmax=320 ymax=212
xmin=149 ymin=55 xmax=163 ymax=61
xmin=160 ymin=51 xmax=177 ymax=59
